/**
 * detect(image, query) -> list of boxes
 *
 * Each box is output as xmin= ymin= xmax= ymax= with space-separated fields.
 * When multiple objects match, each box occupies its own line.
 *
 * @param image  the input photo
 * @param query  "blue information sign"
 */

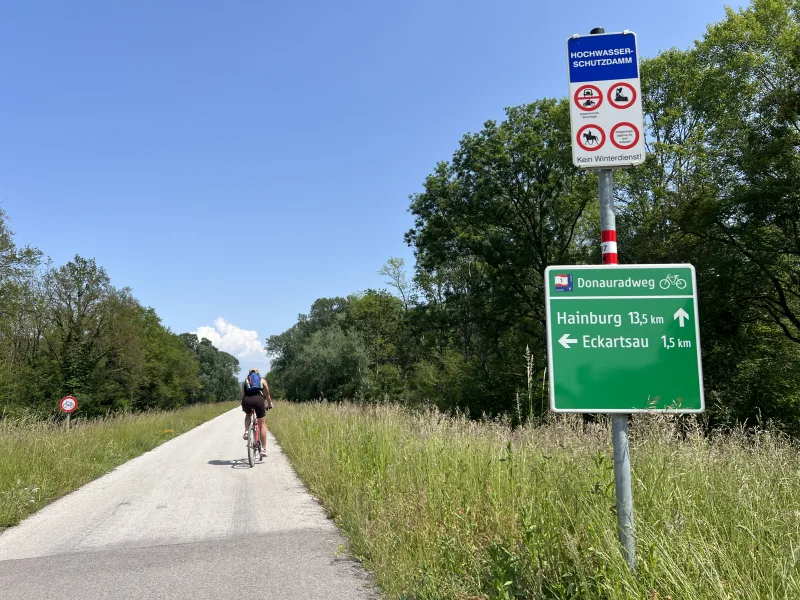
xmin=567 ymin=32 xmax=639 ymax=83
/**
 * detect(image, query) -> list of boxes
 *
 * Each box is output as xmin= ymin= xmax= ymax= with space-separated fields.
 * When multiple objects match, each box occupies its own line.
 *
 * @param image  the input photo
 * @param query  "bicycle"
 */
xmin=245 ymin=407 xmax=263 ymax=468
xmin=659 ymin=274 xmax=687 ymax=290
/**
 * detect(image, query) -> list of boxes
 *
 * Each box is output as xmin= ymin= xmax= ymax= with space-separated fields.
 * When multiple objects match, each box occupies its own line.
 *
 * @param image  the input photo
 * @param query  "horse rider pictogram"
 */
xmin=582 ymin=129 xmax=600 ymax=146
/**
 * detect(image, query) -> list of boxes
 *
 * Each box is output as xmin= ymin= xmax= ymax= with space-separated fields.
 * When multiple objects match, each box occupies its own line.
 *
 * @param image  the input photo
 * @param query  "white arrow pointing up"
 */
xmin=558 ymin=333 xmax=578 ymax=349
xmin=674 ymin=308 xmax=690 ymax=327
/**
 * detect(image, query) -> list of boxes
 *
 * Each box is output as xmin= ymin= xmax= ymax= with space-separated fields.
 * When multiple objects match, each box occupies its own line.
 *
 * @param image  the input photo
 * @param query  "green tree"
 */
xmin=404 ymin=100 xmax=596 ymax=414
xmin=179 ymin=334 xmax=240 ymax=403
xmin=615 ymin=0 xmax=800 ymax=431
xmin=42 ymin=256 xmax=116 ymax=408
xmin=696 ymin=0 xmax=800 ymax=342
xmin=0 ymin=209 xmax=42 ymax=412
xmin=135 ymin=320 xmax=199 ymax=410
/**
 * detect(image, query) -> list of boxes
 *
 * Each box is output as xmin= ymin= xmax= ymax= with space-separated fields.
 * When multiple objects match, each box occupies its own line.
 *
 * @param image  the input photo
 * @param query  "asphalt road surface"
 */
xmin=0 ymin=408 xmax=377 ymax=599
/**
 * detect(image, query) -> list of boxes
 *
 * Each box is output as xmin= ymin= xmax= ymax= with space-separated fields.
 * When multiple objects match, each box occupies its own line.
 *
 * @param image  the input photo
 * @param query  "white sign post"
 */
xmin=567 ymin=31 xmax=645 ymax=168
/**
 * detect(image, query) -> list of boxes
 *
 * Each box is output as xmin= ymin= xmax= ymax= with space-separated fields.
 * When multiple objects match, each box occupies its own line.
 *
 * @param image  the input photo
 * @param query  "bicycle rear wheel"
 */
xmin=247 ymin=423 xmax=255 ymax=467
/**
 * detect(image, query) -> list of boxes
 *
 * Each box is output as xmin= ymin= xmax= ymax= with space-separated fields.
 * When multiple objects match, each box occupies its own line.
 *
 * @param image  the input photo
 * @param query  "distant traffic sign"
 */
xmin=567 ymin=31 xmax=645 ymax=168
xmin=545 ymin=264 xmax=704 ymax=412
xmin=60 ymin=396 xmax=78 ymax=413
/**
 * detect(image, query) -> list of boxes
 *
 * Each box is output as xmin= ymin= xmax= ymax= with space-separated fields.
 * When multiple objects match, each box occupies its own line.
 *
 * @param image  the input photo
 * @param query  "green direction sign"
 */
xmin=545 ymin=264 xmax=704 ymax=413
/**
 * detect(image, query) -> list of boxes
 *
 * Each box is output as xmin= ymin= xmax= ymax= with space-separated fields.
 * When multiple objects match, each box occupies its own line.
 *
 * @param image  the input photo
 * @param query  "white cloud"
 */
xmin=193 ymin=317 xmax=269 ymax=374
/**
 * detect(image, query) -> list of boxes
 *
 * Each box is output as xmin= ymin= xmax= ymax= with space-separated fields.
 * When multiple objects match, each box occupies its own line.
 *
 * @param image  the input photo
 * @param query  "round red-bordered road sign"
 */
xmin=573 ymin=85 xmax=603 ymax=112
xmin=607 ymin=82 xmax=637 ymax=109
xmin=60 ymin=396 xmax=78 ymax=413
xmin=610 ymin=122 xmax=640 ymax=149
xmin=576 ymin=124 xmax=605 ymax=151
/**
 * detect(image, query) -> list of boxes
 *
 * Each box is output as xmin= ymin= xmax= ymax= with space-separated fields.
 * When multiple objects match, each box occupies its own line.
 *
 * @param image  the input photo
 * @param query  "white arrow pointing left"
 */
xmin=558 ymin=333 xmax=578 ymax=349
xmin=674 ymin=308 xmax=690 ymax=327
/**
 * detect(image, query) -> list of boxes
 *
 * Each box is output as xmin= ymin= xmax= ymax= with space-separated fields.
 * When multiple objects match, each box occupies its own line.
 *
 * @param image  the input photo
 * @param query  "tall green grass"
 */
xmin=267 ymin=401 xmax=800 ymax=599
xmin=0 ymin=402 xmax=237 ymax=529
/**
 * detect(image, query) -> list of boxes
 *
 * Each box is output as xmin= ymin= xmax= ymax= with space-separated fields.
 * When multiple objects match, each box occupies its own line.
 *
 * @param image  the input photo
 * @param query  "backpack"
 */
xmin=245 ymin=372 xmax=262 ymax=394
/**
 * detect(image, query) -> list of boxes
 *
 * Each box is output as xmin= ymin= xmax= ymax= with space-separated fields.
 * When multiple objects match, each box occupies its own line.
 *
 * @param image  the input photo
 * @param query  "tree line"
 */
xmin=267 ymin=0 xmax=800 ymax=433
xmin=0 ymin=210 xmax=240 ymax=418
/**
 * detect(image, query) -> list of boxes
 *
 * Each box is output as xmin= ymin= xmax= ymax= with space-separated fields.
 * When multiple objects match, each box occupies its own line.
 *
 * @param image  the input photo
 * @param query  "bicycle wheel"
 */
xmin=676 ymin=278 xmax=687 ymax=290
xmin=247 ymin=423 xmax=255 ymax=467
xmin=659 ymin=278 xmax=670 ymax=290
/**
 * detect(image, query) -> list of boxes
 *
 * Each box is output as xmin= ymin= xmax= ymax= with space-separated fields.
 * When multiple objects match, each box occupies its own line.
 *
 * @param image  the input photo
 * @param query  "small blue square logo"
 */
xmin=554 ymin=273 xmax=573 ymax=292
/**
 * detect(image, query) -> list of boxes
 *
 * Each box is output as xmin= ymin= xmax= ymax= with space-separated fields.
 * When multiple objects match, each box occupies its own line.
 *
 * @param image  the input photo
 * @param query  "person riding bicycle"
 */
xmin=241 ymin=369 xmax=272 ymax=457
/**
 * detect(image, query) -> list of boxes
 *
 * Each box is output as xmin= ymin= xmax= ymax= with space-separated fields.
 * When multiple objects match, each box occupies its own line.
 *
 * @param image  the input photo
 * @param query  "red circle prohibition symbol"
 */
xmin=607 ymin=82 xmax=637 ymax=109
xmin=576 ymin=124 xmax=605 ymax=151
xmin=573 ymin=85 xmax=603 ymax=112
xmin=610 ymin=122 xmax=640 ymax=149
xmin=60 ymin=395 xmax=78 ymax=413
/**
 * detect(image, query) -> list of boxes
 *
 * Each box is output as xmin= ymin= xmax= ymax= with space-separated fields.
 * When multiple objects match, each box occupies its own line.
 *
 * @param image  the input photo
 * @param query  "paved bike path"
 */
xmin=0 ymin=408 xmax=377 ymax=599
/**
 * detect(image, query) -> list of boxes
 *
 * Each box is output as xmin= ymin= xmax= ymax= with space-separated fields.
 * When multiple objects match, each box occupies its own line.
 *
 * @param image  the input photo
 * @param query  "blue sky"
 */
xmin=1 ymin=0 xmax=731 ymax=372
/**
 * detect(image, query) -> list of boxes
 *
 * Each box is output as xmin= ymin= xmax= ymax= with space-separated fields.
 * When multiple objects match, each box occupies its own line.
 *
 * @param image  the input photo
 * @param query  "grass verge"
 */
xmin=0 ymin=401 xmax=237 ymax=529
xmin=267 ymin=401 xmax=800 ymax=600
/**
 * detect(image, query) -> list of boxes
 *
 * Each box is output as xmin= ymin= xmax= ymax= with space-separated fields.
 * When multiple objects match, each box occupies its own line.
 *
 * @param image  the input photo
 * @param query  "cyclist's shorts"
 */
xmin=241 ymin=394 xmax=266 ymax=419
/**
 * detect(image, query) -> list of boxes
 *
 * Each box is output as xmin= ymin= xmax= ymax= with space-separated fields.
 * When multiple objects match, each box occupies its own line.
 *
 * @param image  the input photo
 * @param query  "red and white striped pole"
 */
xmin=598 ymin=168 xmax=618 ymax=265
xmin=601 ymin=229 xmax=618 ymax=265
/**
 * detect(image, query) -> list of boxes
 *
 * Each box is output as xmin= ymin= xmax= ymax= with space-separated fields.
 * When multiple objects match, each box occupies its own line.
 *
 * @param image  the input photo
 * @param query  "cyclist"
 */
xmin=241 ymin=368 xmax=271 ymax=457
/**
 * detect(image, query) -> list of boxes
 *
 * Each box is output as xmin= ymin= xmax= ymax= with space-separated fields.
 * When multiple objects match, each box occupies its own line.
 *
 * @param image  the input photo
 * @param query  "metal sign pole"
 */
xmin=598 ymin=165 xmax=636 ymax=571
xmin=563 ymin=23 xmax=653 ymax=573
xmin=589 ymin=23 xmax=636 ymax=572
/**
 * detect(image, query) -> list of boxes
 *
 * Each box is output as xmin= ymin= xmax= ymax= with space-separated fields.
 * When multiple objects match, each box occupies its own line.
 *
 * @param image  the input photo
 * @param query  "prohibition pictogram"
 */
xmin=610 ymin=122 xmax=640 ymax=150
xmin=607 ymin=82 xmax=637 ymax=109
xmin=576 ymin=124 xmax=605 ymax=151
xmin=60 ymin=395 xmax=78 ymax=413
xmin=573 ymin=85 xmax=603 ymax=112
